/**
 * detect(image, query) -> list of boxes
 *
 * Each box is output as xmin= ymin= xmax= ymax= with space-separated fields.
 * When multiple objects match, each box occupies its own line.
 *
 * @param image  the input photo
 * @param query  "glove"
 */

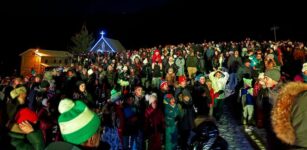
xmin=218 ymin=90 xmax=224 ymax=94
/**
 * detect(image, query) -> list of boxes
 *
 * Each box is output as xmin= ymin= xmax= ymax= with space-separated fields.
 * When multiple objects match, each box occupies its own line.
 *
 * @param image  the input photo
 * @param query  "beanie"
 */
xmin=15 ymin=108 xmax=38 ymax=124
xmin=195 ymin=74 xmax=205 ymax=82
xmin=58 ymin=99 xmax=101 ymax=145
xmin=178 ymin=76 xmax=186 ymax=84
xmin=163 ymin=94 xmax=174 ymax=104
xmin=264 ymin=68 xmax=281 ymax=82
xmin=110 ymin=89 xmax=121 ymax=102
xmin=243 ymin=78 xmax=253 ymax=88
xmin=40 ymin=80 xmax=50 ymax=89
xmin=10 ymin=86 xmax=27 ymax=99
xmin=160 ymin=81 xmax=168 ymax=89
xmin=87 ymin=69 xmax=93 ymax=76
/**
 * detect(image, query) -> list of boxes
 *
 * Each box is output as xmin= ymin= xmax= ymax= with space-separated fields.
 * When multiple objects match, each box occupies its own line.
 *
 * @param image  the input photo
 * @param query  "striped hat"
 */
xmin=58 ymin=99 xmax=101 ymax=145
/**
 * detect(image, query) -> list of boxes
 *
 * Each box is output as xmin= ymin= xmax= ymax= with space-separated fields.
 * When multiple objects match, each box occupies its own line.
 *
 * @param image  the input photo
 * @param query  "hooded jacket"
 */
xmin=271 ymin=82 xmax=307 ymax=149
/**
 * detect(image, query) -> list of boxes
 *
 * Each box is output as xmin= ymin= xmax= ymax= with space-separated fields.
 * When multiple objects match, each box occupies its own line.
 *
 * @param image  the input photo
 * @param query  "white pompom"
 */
xmin=58 ymin=99 xmax=75 ymax=114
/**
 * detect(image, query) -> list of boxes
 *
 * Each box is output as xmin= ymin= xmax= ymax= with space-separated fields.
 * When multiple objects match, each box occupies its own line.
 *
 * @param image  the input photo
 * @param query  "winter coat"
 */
xmin=165 ymin=73 xmax=176 ymax=86
xmin=37 ymin=107 xmax=54 ymax=144
xmin=141 ymin=64 xmax=152 ymax=79
xmin=267 ymin=82 xmax=284 ymax=106
xmin=237 ymin=66 xmax=252 ymax=82
xmin=227 ymin=56 xmax=242 ymax=73
xmin=164 ymin=62 xmax=178 ymax=75
xmin=164 ymin=104 xmax=180 ymax=127
xmin=8 ymin=130 xmax=45 ymax=150
xmin=152 ymin=63 xmax=162 ymax=78
xmin=178 ymin=100 xmax=195 ymax=130
xmin=144 ymin=106 xmax=164 ymax=137
xmin=175 ymin=57 xmax=185 ymax=76
xmin=271 ymin=82 xmax=307 ymax=149
xmin=186 ymin=55 xmax=198 ymax=68
xmin=193 ymin=82 xmax=211 ymax=116
xmin=152 ymin=50 xmax=162 ymax=64
xmin=209 ymin=71 xmax=229 ymax=99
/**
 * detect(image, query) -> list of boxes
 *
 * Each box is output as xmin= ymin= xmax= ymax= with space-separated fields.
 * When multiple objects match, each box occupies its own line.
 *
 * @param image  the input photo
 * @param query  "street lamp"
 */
xmin=270 ymin=25 xmax=279 ymax=42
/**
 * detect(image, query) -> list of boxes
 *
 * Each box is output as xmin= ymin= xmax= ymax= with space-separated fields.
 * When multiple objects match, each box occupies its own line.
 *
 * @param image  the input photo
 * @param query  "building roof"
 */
xmin=104 ymin=38 xmax=126 ymax=52
xmin=20 ymin=49 xmax=73 ymax=57
xmin=90 ymin=37 xmax=125 ymax=52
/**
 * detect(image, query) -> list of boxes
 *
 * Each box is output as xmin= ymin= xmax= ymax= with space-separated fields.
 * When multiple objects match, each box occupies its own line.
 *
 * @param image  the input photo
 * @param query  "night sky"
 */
xmin=1 ymin=0 xmax=306 ymax=76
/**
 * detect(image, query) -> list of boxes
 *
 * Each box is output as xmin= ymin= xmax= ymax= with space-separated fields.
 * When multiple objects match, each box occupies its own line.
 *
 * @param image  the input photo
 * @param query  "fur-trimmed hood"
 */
xmin=271 ymin=82 xmax=307 ymax=146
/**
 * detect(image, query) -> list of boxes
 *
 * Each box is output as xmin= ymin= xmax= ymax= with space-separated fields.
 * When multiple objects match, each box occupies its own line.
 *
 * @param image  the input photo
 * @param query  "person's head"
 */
xmin=13 ymin=77 xmax=23 ymax=87
xmin=168 ymin=67 xmax=174 ymax=74
xmin=214 ymin=71 xmax=223 ymax=79
xmin=256 ymin=53 xmax=262 ymax=60
xmin=164 ymin=94 xmax=175 ymax=106
xmin=302 ymin=63 xmax=307 ymax=75
xmin=199 ymin=76 xmax=206 ymax=85
xmin=244 ymin=59 xmax=251 ymax=68
xmin=15 ymin=108 xmax=38 ymax=124
xmin=234 ymin=50 xmax=239 ymax=56
xmin=76 ymin=81 xmax=86 ymax=93
xmin=154 ymin=49 xmax=160 ymax=55
xmin=67 ymin=70 xmax=74 ymax=78
xmin=149 ymin=94 xmax=158 ymax=109
xmin=178 ymin=76 xmax=187 ymax=87
xmin=214 ymin=50 xmax=219 ymax=56
xmin=169 ymin=56 xmax=174 ymax=63
xmin=40 ymin=80 xmax=50 ymax=91
xmin=264 ymin=69 xmax=281 ymax=88
xmin=58 ymin=99 xmax=101 ymax=148
xmin=160 ymin=81 xmax=169 ymax=91
xmin=195 ymin=74 xmax=206 ymax=85
xmin=134 ymin=57 xmax=140 ymax=64
xmin=23 ymin=76 xmax=30 ymax=83
xmin=10 ymin=86 xmax=27 ymax=104
xmin=134 ymin=86 xmax=143 ymax=97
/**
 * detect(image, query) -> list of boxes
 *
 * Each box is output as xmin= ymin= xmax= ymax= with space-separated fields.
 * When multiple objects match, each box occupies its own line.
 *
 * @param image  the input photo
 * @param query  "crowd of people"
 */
xmin=0 ymin=38 xmax=306 ymax=150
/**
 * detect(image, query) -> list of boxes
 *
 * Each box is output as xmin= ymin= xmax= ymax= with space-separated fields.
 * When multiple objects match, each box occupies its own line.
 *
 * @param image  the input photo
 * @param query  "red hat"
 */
xmin=15 ymin=108 xmax=38 ymax=124
xmin=160 ymin=81 xmax=168 ymax=89
xmin=178 ymin=76 xmax=186 ymax=84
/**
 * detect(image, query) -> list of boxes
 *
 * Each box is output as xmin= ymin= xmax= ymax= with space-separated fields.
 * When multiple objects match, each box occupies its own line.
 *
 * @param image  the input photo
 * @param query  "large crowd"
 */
xmin=0 ymin=39 xmax=306 ymax=150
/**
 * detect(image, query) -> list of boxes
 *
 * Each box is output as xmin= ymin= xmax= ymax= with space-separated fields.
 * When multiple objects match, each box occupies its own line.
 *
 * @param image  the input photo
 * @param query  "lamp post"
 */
xmin=270 ymin=25 xmax=279 ymax=42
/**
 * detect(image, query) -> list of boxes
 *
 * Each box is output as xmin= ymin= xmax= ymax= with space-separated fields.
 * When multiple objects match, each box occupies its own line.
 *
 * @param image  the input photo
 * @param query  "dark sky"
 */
xmin=1 ymin=0 xmax=306 ymax=75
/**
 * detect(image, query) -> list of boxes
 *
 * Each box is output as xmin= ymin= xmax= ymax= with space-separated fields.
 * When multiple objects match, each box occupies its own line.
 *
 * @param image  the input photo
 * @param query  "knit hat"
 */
xmin=40 ymin=80 xmax=50 ymax=89
xmin=178 ymin=76 xmax=186 ymax=84
xmin=195 ymin=74 xmax=205 ymax=82
xmin=15 ymin=108 xmax=38 ymax=124
xmin=264 ymin=68 xmax=281 ymax=82
xmin=42 ymin=98 xmax=48 ymax=107
xmin=163 ymin=94 xmax=174 ymax=104
xmin=266 ymin=54 xmax=274 ymax=60
xmin=243 ymin=58 xmax=251 ymax=63
xmin=302 ymin=63 xmax=307 ymax=72
xmin=243 ymin=78 xmax=253 ymax=88
xmin=10 ymin=86 xmax=27 ymax=99
xmin=58 ymin=99 xmax=101 ymax=145
xmin=87 ymin=69 xmax=93 ymax=76
xmin=143 ymin=58 xmax=148 ymax=64
xmin=160 ymin=81 xmax=168 ymax=89
xmin=44 ymin=71 xmax=53 ymax=81
xmin=110 ymin=89 xmax=121 ymax=102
